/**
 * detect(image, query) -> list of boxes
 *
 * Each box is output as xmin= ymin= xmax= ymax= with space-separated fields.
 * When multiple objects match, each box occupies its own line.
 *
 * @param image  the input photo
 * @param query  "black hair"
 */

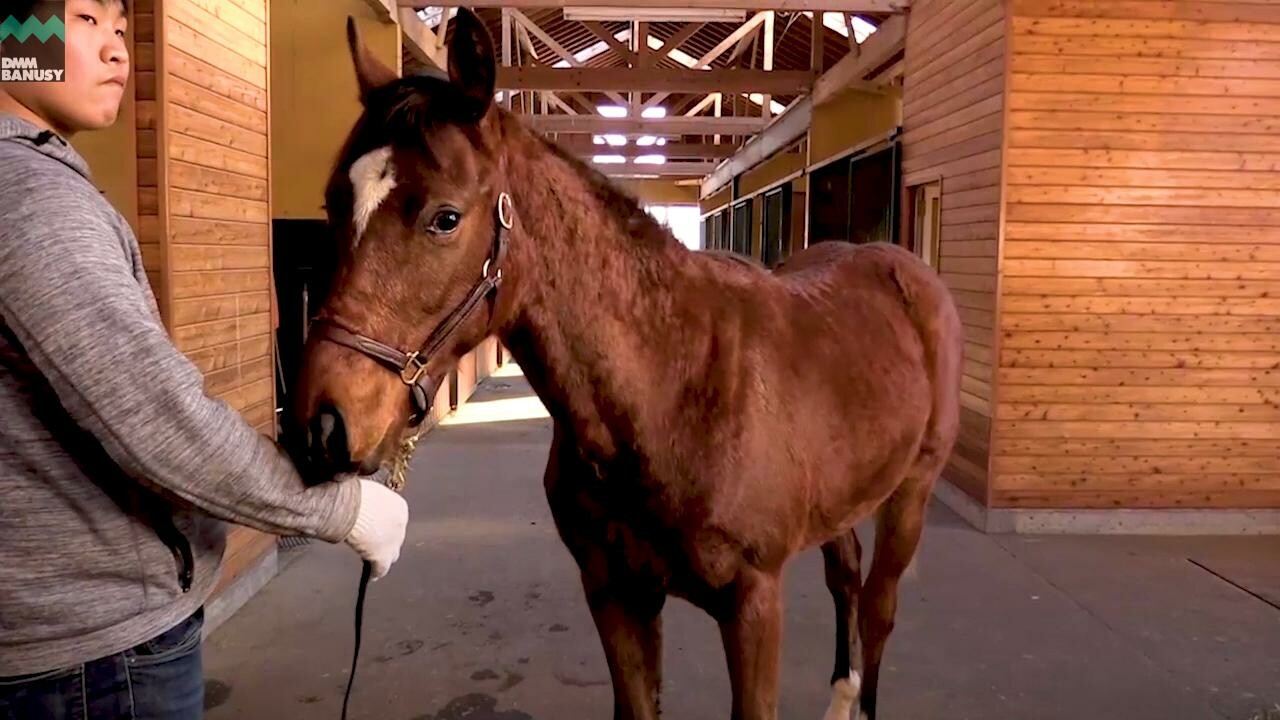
xmin=7 ymin=0 xmax=128 ymax=20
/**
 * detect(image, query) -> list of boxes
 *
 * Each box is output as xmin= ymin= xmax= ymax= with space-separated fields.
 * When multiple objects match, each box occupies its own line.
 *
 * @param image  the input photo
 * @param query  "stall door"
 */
xmin=762 ymin=185 xmax=792 ymax=268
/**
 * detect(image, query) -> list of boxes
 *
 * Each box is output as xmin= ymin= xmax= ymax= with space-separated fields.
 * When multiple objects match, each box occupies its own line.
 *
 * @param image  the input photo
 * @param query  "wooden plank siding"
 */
xmin=134 ymin=6 xmax=165 ymax=322
xmin=996 ymin=0 xmax=1280 ymax=509
xmin=901 ymin=0 xmax=1007 ymax=503
xmin=156 ymin=0 xmax=278 ymax=578
xmin=162 ymin=0 xmax=273 ymax=435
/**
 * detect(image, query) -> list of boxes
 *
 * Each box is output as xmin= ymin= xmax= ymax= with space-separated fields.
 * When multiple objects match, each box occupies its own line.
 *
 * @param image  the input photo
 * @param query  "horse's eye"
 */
xmin=430 ymin=209 xmax=461 ymax=234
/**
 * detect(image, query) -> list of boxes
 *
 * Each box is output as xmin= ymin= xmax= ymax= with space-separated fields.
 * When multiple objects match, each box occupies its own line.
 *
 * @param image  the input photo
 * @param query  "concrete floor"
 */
xmin=205 ymin=365 xmax=1280 ymax=720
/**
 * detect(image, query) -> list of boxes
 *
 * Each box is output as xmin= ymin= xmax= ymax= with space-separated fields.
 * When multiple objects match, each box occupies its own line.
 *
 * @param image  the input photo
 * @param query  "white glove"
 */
xmin=343 ymin=479 xmax=409 ymax=580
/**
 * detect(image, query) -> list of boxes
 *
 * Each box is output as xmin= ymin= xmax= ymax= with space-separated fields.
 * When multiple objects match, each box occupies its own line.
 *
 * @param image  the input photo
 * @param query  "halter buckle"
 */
xmin=481 ymin=258 xmax=504 ymax=282
xmin=497 ymin=192 xmax=515 ymax=230
xmin=400 ymin=351 xmax=428 ymax=385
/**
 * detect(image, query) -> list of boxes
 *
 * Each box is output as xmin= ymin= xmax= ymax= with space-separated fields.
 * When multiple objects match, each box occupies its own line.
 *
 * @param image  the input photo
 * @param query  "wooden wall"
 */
xmin=809 ymin=85 xmax=902 ymax=168
xmin=133 ymin=2 xmax=164 ymax=315
xmin=901 ymin=0 xmax=1006 ymax=503
xmin=997 ymin=0 xmax=1280 ymax=509
xmin=270 ymin=0 xmax=400 ymax=219
xmin=159 ymin=0 xmax=274 ymax=435
xmin=137 ymin=0 xmax=278 ymax=593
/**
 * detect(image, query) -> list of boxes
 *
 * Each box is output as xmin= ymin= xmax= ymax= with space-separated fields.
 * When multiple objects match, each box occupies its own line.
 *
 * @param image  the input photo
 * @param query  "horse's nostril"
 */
xmin=311 ymin=405 xmax=351 ymax=471
xmin=318 ymin=412 xmax=337 ymax=446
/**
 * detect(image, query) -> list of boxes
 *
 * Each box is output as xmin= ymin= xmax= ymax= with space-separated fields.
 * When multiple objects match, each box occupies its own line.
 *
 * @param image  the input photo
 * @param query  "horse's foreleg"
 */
xmin=545 ymin=424 xmax=666 ymax=720
xmin=821 ymin=533 xmax=863 ymax=720
xmin=857 ymin=471 xmax=935 ymax=720
xmin=717 ymin=568 xmax=783 ymax=720
xmin=581 ymin=571 xmax=666 ymax=720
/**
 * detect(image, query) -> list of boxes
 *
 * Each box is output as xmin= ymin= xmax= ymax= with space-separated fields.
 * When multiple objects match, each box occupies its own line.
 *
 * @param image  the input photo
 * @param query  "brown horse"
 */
xmin=289 ymin=10 xmax=963 ymax=720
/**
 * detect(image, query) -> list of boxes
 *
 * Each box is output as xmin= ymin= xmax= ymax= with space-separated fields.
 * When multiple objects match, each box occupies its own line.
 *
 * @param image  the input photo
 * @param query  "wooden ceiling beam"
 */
xmin=659 ymin=21 xmax=706 ymax=59
xmin=812 ymin=11 xmax=904 ymax=104
xmin=363 ymin=0 xmax=396 ymax=21
xmin=555 ymin=138 xmax=740 ymax=158
xmin=583 ymin=21 xmax=638 ymax=64
xmin=497 ymin=67 xmax=814 ymax=94
xmin=511 ymin=22 xmax=583 ymax=114
xmin=525 ymin=115 xmax=766 ymax=135
xmin=809 ymin=10 xmax=823 ymax=71
xmin=397 ymin=0 xmax=909 ymax=10
xmin=640 ymin=11 xmax=765 ymax=111
xmin=509 ymin=8 xmax=630 ymax=106
xmin=683 ymin=92 xmax=720 ymax=117
xmin=700 ymin=97 xmax=810 ymax=196
xmin=398 ymin=8 xmax=444 ymax=68
xmin=699 ymin=10 xmax=906 ymax=197
xmin=597 ymin=161 xmax=721 ymax=178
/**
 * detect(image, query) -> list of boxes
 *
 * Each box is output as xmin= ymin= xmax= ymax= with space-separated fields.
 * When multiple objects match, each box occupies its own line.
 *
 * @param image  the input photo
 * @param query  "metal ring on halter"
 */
xmin=497 ymin=192 xmax=515 ymax=230
xmin=399 ymin=351 xmax=428 ymax=385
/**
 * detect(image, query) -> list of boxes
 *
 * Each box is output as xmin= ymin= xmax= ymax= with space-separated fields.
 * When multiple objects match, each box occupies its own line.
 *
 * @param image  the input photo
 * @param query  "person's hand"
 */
xmin=343 ymin=479 xmax=409 ymax=579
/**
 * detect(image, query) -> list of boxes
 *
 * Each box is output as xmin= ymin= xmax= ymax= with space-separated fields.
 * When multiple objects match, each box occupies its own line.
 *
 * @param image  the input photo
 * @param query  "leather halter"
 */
xmin=311 ymin=192 xmax=514 ymax=427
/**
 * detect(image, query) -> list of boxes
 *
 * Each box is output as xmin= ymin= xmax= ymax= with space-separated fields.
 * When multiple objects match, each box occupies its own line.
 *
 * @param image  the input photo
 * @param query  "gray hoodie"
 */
xmin=0 ymin=113 xmax=360 ymax=676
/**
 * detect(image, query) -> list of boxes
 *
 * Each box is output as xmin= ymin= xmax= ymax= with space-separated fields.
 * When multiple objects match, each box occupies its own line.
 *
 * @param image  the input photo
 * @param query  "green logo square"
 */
xmin=1 ymin=1 xmax=66 ymax=82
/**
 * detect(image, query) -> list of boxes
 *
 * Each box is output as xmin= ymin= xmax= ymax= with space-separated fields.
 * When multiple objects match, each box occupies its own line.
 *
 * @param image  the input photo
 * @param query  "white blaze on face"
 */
xmin=349 ymin=145 xmax=397 ymax=245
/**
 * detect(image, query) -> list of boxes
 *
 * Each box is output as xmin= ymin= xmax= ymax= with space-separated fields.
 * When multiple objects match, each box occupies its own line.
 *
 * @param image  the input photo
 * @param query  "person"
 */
xmin=0 ymin=0 xmax=409 ymax=716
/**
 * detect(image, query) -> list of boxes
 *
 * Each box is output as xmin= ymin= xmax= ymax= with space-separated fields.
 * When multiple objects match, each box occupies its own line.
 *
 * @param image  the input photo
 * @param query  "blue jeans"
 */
xmin=0 ymin=608 xmax=204 ymax=720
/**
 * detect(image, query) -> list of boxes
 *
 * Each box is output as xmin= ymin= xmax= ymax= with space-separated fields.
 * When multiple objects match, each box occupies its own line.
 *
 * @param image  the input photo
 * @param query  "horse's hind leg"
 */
xmin=820 ymin=533 xmax=863 ymax=720
xmin=857 ymin=470 xmax=936 ymax=720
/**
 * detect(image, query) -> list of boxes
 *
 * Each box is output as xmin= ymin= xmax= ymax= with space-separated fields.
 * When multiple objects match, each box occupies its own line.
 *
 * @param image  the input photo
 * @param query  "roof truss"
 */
xmin=397 ymin=5 xmax=905 ymax=179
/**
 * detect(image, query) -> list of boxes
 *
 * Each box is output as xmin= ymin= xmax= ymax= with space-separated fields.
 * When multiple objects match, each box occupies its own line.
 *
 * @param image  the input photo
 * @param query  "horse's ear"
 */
xmin=447 ymin=8 xmax=497 ymax=118
xmin=346 ymin=16 xmax=398 ymax=103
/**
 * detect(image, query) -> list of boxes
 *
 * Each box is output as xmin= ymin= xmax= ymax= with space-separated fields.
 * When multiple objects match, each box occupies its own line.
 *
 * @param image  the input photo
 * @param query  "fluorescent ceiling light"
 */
xmin=593 ymin=154 xmax=627 ymax=164
xmin=635 ymin=155 xmax=667 ymax=165
xmin=597 ymin=104 xmax=628 ymax=118
xmin=636 ymin=136 xmax=657 ymax=147
xmin=804 ymin=12 xmax=878 ymax=43
xmin=564 ymin=8 xmax=746 ymax=22
xmin=417 ymin=6 xmax=456 ymax=29
xmin=604 ymin=134 xmax=627 ymax=146
xmin=641 ymin=106 xmax=668 ymax=119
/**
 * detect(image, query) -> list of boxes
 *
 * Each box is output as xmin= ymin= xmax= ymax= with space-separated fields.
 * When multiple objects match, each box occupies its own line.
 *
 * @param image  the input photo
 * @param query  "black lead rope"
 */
xmin=341 ymin=560 xmax=374 ymax=720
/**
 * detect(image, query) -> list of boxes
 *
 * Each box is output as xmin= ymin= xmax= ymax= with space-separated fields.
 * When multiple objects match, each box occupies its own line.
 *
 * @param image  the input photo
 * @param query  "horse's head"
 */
xmin=289 ymin=9 xmax=513 ymax=482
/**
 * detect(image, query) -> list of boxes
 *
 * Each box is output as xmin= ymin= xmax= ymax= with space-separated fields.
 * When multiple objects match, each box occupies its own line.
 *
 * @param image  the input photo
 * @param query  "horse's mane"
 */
xmin=531 ymin=133 xmax=682 ymax=252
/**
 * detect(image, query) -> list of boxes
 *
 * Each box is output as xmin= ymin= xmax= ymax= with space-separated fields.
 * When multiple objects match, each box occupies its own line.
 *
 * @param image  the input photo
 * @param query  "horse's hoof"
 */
xmin=822 ymin=671 xmax=861 ymax=720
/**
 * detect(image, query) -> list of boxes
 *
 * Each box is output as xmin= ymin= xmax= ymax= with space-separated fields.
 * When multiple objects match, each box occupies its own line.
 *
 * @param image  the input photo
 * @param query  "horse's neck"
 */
xmin=498 ymin=129 xmax=694 ymax=460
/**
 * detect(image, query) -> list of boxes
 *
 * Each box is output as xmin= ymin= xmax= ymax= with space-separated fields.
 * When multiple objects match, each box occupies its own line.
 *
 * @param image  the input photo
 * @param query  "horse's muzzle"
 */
xmin=282 ymin=403 xmax=379 ymax=485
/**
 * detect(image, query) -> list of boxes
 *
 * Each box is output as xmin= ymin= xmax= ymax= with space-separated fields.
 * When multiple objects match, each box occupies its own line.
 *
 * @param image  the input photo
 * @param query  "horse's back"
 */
xmin=777 ymin=241 xmax=963 ymax=447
